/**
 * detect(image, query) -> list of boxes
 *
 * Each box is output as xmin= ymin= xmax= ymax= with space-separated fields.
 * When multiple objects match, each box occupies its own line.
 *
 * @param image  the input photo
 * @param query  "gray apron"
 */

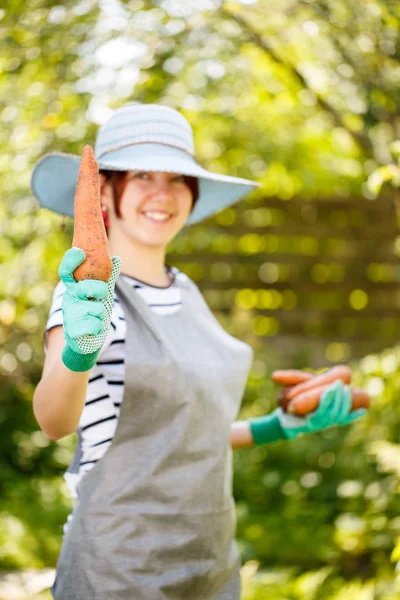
xmin=52 ymin=273 xmax=253 ymax=599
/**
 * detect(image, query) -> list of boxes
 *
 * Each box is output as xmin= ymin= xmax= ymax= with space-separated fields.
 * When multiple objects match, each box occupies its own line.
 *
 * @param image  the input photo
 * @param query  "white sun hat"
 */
xmin=31 ymin=103 xmax=260 ymax=225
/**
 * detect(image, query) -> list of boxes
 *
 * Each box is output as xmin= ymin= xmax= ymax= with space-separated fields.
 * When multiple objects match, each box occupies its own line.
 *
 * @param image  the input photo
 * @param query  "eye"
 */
xmin=172 ymin=174 xmax=186 ymax=183
xmin=135 ymin=171 xmax=150 ymax=180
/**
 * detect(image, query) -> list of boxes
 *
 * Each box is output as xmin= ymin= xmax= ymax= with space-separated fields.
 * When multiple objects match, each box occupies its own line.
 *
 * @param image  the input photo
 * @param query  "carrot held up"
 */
xmin=72 ymin=145 xmax=112 ymax=283
xmin=57 ymin=145 xmax=122 ymax=372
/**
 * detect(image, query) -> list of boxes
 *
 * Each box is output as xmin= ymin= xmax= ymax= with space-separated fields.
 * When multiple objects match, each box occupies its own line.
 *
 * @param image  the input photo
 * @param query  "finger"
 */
xmin=82 ymin=300 xmax=106 ymax=320
xmin=67 ymin=316 xmax=104 ymax=338
xmin=308 ymin=380 xmax=341 ymax=428
xmin=340 ymin=408 xmax=368 ymax=425
xmin=111 ymin=255 xmax=122 ymax=273
xmin=73 ymin=279 xmax=109 ymax=301
xmin=109 ymin=256 xmax=122 ymax=285
xmin=58 ymin=248 xmax=86 ymax=284
xmin=64 ymin=300 xmax=105 ymax=321
xmin=312 ymin=380 xmax=339 ymax=416
xmin=325 ymin=380 xmax=345 ymax=423
xmin=63 ymin=303 xmax=105 ymax=333
xmin=335 ymin=385 xmax=352 ymax=423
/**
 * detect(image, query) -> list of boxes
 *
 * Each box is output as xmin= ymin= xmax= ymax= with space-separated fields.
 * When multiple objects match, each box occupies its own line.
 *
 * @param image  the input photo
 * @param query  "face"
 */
xmin=101 ymin=171 xmax=194 ymax=249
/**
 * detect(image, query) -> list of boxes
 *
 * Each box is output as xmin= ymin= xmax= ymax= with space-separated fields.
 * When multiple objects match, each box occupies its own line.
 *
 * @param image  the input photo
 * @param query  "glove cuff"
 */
xmin=249 ymin=411 xmax=286 ymax=446
xmin=62 ymin=344 xmax=101 ymax=373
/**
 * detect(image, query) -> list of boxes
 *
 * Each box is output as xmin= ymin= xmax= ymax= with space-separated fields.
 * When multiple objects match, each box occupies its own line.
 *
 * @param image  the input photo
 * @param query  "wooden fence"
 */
xmin=169 ymin=193 xmax=400 ymax=367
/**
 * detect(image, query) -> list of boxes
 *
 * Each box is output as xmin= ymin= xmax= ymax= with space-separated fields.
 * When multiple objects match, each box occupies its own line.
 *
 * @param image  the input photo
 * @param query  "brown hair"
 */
xmin=100 ymin=170 xmax=199 ymax=227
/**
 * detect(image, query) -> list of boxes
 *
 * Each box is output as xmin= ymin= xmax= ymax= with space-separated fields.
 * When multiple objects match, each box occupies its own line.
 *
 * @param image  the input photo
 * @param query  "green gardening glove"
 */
xmin=250 ymin=380 xmax=367 ymax=445
xmin=58 ymin=247 xmax=122 ymax=372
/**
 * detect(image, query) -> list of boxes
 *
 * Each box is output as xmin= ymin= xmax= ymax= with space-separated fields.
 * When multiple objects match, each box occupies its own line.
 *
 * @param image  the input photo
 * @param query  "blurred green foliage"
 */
xmin=1 ymin=0 xmax=400 ymax=598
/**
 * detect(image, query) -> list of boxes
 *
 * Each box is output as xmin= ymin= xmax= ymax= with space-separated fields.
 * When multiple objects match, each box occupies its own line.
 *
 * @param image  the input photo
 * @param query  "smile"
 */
xmin=142 ymin=211 xmax=173 ymax=223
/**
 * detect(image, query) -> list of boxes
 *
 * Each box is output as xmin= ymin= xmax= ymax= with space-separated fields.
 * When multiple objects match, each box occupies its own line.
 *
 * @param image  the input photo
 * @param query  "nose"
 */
xmin=151 ymin=176 xmax=174 ymax=199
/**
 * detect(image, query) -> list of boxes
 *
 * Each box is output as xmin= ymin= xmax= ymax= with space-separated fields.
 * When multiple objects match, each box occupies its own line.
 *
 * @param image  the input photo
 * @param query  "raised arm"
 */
xmin=33 ymin=248 xmax=121 ymax=440
xmin=33 ymin=326 xmax=91 ymax=440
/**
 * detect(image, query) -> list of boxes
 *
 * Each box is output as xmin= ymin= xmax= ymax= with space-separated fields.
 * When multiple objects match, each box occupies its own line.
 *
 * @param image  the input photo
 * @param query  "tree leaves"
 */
xmin=2 ymin=2 xmax=400 ymax=597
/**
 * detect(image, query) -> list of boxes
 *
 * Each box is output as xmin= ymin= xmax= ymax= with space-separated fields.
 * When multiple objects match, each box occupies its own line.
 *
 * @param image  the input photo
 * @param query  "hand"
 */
xmin=276 ymin=380 xmax=367 ymax=440
xmin=58 ymin=247 xmax=121 ymax=371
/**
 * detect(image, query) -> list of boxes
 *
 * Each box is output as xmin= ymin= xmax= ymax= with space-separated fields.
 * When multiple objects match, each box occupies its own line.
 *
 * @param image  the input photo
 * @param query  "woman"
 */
xmin=32 ymin=103 xmax=367 ymax=600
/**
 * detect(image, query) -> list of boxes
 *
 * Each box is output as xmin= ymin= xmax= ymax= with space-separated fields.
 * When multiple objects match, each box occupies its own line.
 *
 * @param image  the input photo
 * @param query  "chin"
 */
xmin=132 ymin=232 xmax=175 ymax=248
xmin=136 ymin=224 xmax=185 ymax=245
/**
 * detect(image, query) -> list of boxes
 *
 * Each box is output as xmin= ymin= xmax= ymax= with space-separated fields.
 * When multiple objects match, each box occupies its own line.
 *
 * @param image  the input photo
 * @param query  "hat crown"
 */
xmin=95 ymin=103 xmax=195 ymax=159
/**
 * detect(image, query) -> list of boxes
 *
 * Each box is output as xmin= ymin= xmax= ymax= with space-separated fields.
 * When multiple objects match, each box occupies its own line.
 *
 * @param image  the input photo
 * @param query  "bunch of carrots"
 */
xmin=272 ymin=365 xmax=371 ymax=416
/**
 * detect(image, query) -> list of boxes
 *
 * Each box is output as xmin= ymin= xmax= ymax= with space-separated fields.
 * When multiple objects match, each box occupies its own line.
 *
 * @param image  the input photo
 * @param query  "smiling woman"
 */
xmin=31 ymin=103 xmax=261 ymax=600
xmin=30 ymin=102 xmax=367 ymax=600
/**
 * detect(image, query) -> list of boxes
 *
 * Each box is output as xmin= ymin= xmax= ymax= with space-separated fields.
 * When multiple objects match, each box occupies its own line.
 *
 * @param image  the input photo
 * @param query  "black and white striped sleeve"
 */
xmin=44 ymin=280 xmax=66 ymax=353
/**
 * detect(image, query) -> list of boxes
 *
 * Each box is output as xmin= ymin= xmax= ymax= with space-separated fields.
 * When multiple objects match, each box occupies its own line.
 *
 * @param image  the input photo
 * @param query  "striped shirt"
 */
xmin=45 ymin=266 xmax=184 ymax=499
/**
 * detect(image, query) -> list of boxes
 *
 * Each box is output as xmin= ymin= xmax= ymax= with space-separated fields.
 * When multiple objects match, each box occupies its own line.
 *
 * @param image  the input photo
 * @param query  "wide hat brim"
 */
xmin=31 ymin=143 xmax=260 ymax=226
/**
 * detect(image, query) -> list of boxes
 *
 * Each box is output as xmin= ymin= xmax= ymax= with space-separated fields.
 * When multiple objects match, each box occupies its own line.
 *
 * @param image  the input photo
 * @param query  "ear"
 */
xmin=99 ymin=174 xmax=113 ymax=207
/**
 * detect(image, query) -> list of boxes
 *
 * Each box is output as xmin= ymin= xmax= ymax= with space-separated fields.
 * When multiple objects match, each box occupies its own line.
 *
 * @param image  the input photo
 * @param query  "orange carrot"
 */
xmin=272 ymin=370 xmax=314 ymax=386
xmin=350 ymin=388 xmax=371 ymax=411
xmin=284 ymin=365 xmax=352 ymax=402
xmin=286 ymin=385 xmax=370 ymax=416
xmin=287 ymin=384 xmax=336 ymax=415
xmin=72 ymin=145 xmax=112 ymax=283
xmin=274 ymin=370 xmax=315 ymax=411
xmin=277 ymin=386 xmax=296 ymax=411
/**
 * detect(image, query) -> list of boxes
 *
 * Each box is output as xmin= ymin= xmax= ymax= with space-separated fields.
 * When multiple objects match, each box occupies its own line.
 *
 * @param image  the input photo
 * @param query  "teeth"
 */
xmin=144 ymin=212 xmax=170 ymax=221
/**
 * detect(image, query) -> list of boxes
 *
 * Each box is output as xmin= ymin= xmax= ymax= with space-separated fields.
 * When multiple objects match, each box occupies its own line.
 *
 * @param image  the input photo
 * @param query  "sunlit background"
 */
xmin=1 ymin=0 xmax=400 ymax=598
